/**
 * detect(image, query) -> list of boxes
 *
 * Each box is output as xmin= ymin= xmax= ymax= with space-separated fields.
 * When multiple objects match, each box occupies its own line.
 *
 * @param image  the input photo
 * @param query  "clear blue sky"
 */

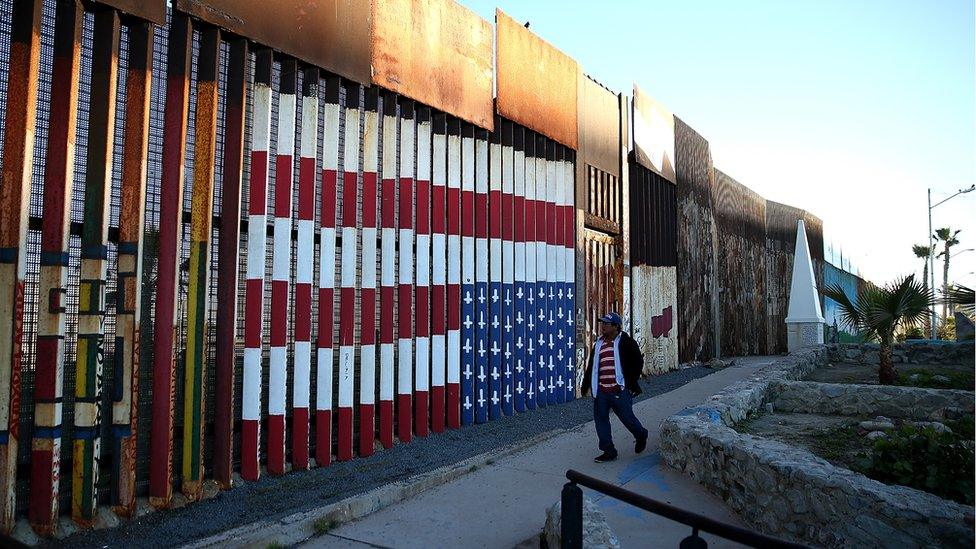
xmin=461 ymin=0 xmax=976 ymax=286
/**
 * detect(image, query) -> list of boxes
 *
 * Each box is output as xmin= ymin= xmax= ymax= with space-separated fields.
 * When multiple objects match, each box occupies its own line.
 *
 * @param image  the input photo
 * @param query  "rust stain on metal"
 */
xmin=496 ymin=9 xmax=578 ymax=149
xmin=577 ymin=75 xmax=619 ymax=177
xmin=174 ymin=0 xmax=372 ymax=85
xmin=92 ymin=1 xmax=167 ymax=25
xmin=632 ymin=85 xmax=676 ymax=183
xmin=372 ymin=0 xmax=493 ymax=130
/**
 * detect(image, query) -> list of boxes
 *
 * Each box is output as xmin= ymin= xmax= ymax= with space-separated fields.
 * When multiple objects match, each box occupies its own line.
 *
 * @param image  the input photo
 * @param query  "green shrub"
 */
xmin=898 ymin=326 xmax=925 ymax=342
xmin=859 ymin=425 xmax=974 ymax=505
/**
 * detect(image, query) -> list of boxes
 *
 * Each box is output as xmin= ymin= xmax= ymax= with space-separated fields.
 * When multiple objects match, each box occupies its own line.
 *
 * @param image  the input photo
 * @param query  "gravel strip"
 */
xmin=53 ymin=366 xmax=715 ymax=548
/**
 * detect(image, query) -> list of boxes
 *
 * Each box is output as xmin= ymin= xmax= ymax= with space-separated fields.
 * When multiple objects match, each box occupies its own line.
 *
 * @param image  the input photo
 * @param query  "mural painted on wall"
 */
xmin=823 ymin=261 xmax=862 ymax=343
xmin=632 ymin=267 xmax=678 ymax=374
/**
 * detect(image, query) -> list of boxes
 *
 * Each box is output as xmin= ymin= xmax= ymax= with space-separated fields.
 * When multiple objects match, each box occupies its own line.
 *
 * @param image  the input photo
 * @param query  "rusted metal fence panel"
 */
xmin=174 ymin=0 xmax=371 ymax=85
xmin=495 ymin=9 xmax=578 ymax=149
xmin=765 ymin=200 xmax=806 ymax=354
xmin=577 ymin=75 xmax=619 ymax=178
xmin=371 ymin=0 xmax=493 ymax=131
xmin=713 ymin=169 xmax=767 ymax=357
xmin=91 ymin=0 xmax=165 ymax=25
xmin=674 ymin=117 xmax=716 ymax=363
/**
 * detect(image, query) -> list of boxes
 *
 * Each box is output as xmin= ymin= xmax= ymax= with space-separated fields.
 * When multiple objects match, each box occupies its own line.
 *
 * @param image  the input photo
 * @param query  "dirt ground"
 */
xmin=806 ymin=362 xmax=975 ymax=390
xmin=736 ymin=412 xmax=869 ymax=470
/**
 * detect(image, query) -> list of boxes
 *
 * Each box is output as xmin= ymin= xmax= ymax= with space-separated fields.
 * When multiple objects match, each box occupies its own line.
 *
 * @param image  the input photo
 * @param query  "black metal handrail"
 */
xmin=561 ymin=469 xmax=810 ymax=549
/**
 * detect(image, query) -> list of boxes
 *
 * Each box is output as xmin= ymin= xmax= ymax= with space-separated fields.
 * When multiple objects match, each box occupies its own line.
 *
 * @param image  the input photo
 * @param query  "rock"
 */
xmin=11 ymin=518 xmax=40 ymax=546
xmin=94 ymin=507 xmax=120 ymax=529
xmin=136 ymin=497 xmax=154 ymax=518
xmin=707 ymin=358 xmax=728 ymax=369
xmin=908 ymin=373 xmax=920 ymax=382
xmin=544 ymin=496 xmax=620 ymax=549
xmin=866 ymin=431 xmax=888 ymax=441
xmin=955 ymin=312 xmax=975 ymax=341
xmin=859 ymin=420 xmax=894 ymax=431
xmin=909 ymin=421 xmax=952 ymax=434
xmin=932 ymin=375 xmax=951 ymax=384
xmin=170 ymin=492 xmax=189 ymax=509
xmin=202 ymin=480 xmax=221 ymax=500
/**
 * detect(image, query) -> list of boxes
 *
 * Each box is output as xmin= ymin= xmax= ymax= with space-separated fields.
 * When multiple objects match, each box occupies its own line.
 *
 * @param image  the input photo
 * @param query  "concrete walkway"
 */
xmin=303 ymin=357 xmax=778 ymax=549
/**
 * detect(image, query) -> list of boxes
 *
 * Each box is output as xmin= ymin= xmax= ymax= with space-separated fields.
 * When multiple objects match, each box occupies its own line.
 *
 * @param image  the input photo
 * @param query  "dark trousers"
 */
xmin=593 ymin=390 xmax=648 ymax=455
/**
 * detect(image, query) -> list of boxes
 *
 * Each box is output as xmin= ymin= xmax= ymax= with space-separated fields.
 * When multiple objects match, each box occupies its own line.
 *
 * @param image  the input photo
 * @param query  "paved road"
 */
xmin=303 ymin=357 xmax=778 ymax=548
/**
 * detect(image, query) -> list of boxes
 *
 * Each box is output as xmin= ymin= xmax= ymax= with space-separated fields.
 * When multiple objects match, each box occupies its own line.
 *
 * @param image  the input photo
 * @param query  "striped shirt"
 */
xmin=597 ymin=337 xmax=620 ymax=393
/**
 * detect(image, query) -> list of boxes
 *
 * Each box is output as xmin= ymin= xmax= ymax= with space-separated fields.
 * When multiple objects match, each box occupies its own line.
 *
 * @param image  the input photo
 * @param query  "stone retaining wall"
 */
xmin=770 ymin=381 xmax=974 ymax=421
xmin=660 ymin=346 xmax=975 ymax=548
xmin=828 ymin=342 xmax=974 ymax=366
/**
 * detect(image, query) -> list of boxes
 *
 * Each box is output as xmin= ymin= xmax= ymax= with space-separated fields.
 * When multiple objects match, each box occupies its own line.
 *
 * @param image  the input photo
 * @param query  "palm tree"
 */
xmin=934 ymin=227 xmax=961 ymax=322
xmin=824 ymin=275 xmax=933 ymax=385
xmin=945 ymin=284 xmax=975 ymax=317
xmin=912 ymin=244 xmax=932 ymax=332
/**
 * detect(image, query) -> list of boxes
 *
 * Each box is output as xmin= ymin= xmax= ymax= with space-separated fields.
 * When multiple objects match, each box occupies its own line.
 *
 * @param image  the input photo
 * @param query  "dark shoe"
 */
xmin=594 ymin=451 xmax=617 ymax=463
xmin=635 ymin=434 xmax=648 ymax=454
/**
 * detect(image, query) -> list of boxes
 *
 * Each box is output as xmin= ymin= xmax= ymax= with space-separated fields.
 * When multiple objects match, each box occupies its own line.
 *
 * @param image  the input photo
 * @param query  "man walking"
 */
xmin=581 ymin=312 xmax=649 ymax=463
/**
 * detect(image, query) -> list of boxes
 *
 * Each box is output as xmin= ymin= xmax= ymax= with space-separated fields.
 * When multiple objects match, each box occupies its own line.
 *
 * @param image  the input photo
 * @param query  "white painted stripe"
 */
xmin=515 ymin=242 xmax=526 ymax=279
xmin=361 ymin=227 xmax=377 ymax=288
xmin=400 ymin=117 xmax=415 ymax=174
xmin=476 ymin=240 xmax=489 ymax=283
xmin=462 ymin=236 xmax=474 ymax=284
xmin=341 ymin=227 xmax=357 ymax=286
xmin=503 ymin=241 xmax=515 ymax=284
xmin=322 ymin=102 xmax=340 ymax=171
xmin=399 ymin=229 xmax=415 ymax=284
xmin=490 ymin=142 xmax=501 ymax=191
xmin=462 ymin=135 xmax=474 ymax=192
xmin=319 ymin=227 xmax=336 ymax=289
xmin=272 ymin=217 xmax=292 ymax=281
xmin=317 ymin=349 xmax=334 ymax=410
xmin=296 ymin=219 xmax=314 ymax=284
xmin=431 ymin=335 xmax=446 ymax=386
xmin=490 ymin=239 xmax=502 ymax=280
xmin=514 ymin=150 xmax=525 ymax=195
xmin=243 ymin=348 xmax=262 ymax=420
xmin=526 ymin=242 xmax=537 ymax=282
xmin=502 ymin=148 xmax=514 ymax=194
xmin=447 ymin=331 xmax=460 ymax=384
xmin=398 ymin=340 xmax=412 ymax=395
xmin=415 ymin=338 xmax=430 ymax=391
xmin=448 ymin=235 xmax=461 ymax=284
xmin=381 ymin=228 xmax=396 ymax=285
xmin=338 ymin=346 xmax=354 ymax=408
xmin=432 ymin=234 xmax=447 ymax=284
xmin=363 ymin=110 xmax=379 ymax=172
xmin=416 ymin=234 xmax=431 ymax=286
xmin=344 ymin=108 xmax=360 ymax=172
xmin=392 ymin=114 xmax=407 ymax=174
xmin=380 ymin=343 xmax=395 ymax=400
xmin=252 ymin=84 xmax=272 ymax=151
xmin=433 ymin=133 xmax=446 ymax=186
xmin=360 ymin=345 xmax=375 ymax=404
xmin=294 ymin=341 xmax=311 ymax=408
xmin=525 ymin=156 xmax=536 ymax=200
xmin=448 ymin=134 xmax=460 ymax=189
xmin=475 ymin=139 xmax=488 ymax=193
xmin=301 ymin=95 xmax=318 ymax=159
xmin=269 ymin=347 xmax=287 ymax=415
xmin=246 ymin=215 xmax=267 ymax=279
xmin=278 ymin=94 xmax=297 ymax=151
xmin=417 ymin=120 xmax=431 ymax=175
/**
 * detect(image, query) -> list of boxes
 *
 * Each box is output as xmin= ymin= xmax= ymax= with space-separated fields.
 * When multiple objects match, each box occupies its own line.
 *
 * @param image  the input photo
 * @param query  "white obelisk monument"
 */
xmin=786 ymin=219 xmax=825 ymax=351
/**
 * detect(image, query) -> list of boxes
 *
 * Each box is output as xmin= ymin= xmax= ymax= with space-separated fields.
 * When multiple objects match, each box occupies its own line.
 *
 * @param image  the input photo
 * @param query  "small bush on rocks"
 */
xmin=859 ymin=424 xmax=974 ymax=506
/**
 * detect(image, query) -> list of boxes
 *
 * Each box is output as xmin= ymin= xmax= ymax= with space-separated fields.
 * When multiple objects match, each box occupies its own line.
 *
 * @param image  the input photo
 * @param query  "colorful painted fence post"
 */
xmin=242 ymin=48 xmax=274 ymax=482
xmin=397 ymin=98 xmax=415 ymax=443
xmin=523 ymin=133 xmax=538 ymax=410
xmin=183 ymin=25 xmax=220 ymax=501
xmin=429 ymin=113 xmax=448 ymax=433
xmin=414 ymin=106 xmax=432 ymax=437
xmin=294 ymin=67 xmax=320 ymax=470
xmin=359 ymin=86 xmax=379 ymax=456
xmin=534 ymin=135 xmax=550 ymax=408
xmin=30 ymin=0 xmax=81 ymax=533
xmin=488 ymin=124 xmax=503 ymax=419
xmin=151 ymin=11 xmax=191 ymax=505
xmin=500 ymin=120 xmax=515 ymax=415
xmin=460 ymin=123 xmax=475 ymax=427
xmin=512 ymin=126 xmax=527 ymax=412
xmin=474 ymin=128 xmax=490 ymax=424
xmin=563 ymin=150 xmax=577 ymax=400
xmin=379 ymin=92 xmax=397 ymax=448
xmin=73 ymin=8 xmax=119 ymax=525
xmin=445 ymin=117 xmax=462 ymax=430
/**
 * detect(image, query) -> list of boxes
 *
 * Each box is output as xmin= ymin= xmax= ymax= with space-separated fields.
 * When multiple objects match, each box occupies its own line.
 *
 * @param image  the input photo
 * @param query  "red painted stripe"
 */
xmin=321 ymin=169 xmax=337 ymax=228
xmin=379 ymin=402 xmax=394 ymax=449
xmin=241 ymin=420 xmax=259 ymax=478
xmin=244 ymin=278 xmax=263 ymax=348
xmin=33 ymin=338 xmax=58 ymax=400
xmin=337 ymin=408 xmax=353 ymax=461
xmin=461 ymin=191 xmax=475 ymax=237
xmin=564 ymin=206 xmax=575 ymax=248
xmin=525 ymin=199 xmax=536 ymax=241
xmin=249 ymin=151 xmax=268 ymax=216
xmin=416 ymin=180 xmax=430 ymax=234
xmin=380 ymin=286 xmax=394 ymax=342
xmin=342 ymin=171 xmax=357 ymax=227
xmin=446 ymin=385 xmax=460 ymax=429
xmin=447 ymin=286 xmax=461 ymax=330
xmin=547 ymin=200 xmax=557 ymax=245
xmin=295 ymin=284 xmax=312 ymax=341
xmin=432 ymin=286 xmax=446 ymax=334
xmin=447 ymin=187 xmax=461 ymax=235
xmin=298 ymin=157 xmax=315 ymax=220
xmin=514 ymin=196 xmax=526 ymax=242
xmin=267 ymin=415 xmax=285 ymax=475
xmin=432 ymin=185 xmax=446 ymax=234
xmin=381 ymin=178 xmax=396 ymax=228
xmin=489 ymin=190 xmax=503 ymax=238
xmin=415 ymin=391 xmax=429 ymax=437
xmin=397 ymin=394 xmax=412 ymax=443
xmin=359 ymin=404 xmax=375 ymax=457
xmin=317 ymin=287 xmax=334 ymax=348
xmin=270 ymin=280 xmax=288 ymax=347
xmin=475 ymin=193 xmax=489 ymax=238
xmin=315 ymin=410 xmax=332 ymax=466
xmin=398 ymin=284 xmax=412 ymax=339
xmin=415 ymin=287 xmax=430 ymax=337
xmin=399 ymin=177 xmax=413 ymax=229
xmin=339 ymin=287 xmax=355 ymax=345
xmin=275 ymin=155 xmax=293 ymax=214
xmin=293 ymin=408 xmax=310 ymax=470
xmin=28 ymin=450 xmax=54 ymax=524
xmin=362 ymin=172 xmax=377 ymax=227
xmin=430 ymin=387 xmax=445 ymax=433
xmin=502 ymin=193 xmax=514 ymax=240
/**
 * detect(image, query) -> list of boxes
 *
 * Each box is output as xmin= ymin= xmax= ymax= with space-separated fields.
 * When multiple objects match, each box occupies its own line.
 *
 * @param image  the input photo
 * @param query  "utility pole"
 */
xmin=928 ymin=184 xmax=975 ymax=339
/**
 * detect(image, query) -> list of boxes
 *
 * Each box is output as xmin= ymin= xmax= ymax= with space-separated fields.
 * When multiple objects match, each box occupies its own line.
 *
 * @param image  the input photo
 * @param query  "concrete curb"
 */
xmin=182 ymin=427 xmax=574 ymax=548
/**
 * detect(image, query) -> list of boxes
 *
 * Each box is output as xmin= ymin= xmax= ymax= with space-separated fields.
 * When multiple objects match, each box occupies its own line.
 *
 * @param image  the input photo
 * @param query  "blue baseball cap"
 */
xmin=598 ymin=312 xmax=622 ymax=326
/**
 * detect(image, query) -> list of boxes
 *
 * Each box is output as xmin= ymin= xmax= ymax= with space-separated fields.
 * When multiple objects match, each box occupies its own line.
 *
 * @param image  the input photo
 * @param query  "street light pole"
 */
xmin=928 ymin=184 xmax=975 ymax=339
